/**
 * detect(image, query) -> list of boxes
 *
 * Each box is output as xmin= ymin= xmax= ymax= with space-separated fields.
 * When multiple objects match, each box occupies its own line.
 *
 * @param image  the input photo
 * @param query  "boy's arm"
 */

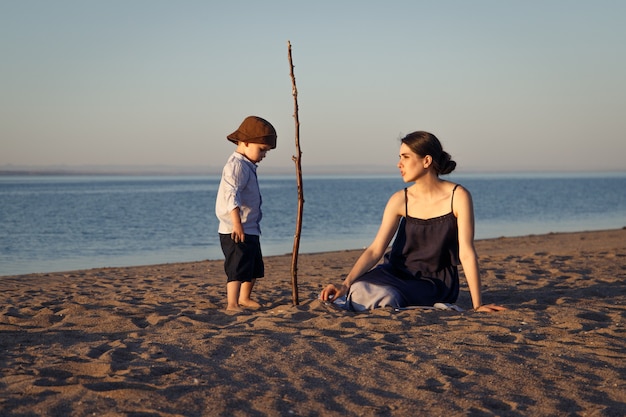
xmin=230 ymin=207 xmax=245 ymax=243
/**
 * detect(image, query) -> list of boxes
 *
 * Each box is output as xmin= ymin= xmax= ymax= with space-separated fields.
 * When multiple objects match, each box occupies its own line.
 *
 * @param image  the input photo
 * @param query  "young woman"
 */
xmin=320 ymin=131 xmax=505 ymax=312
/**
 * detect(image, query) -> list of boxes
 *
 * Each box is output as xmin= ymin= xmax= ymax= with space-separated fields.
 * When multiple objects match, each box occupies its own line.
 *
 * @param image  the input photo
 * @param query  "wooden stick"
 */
xmin=287 ymin=40 xmax=303 ymax=306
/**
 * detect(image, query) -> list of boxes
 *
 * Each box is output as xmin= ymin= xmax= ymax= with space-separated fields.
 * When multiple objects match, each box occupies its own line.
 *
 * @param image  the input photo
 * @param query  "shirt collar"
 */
xmin=232 ymin=151 xmax=258 ymax=171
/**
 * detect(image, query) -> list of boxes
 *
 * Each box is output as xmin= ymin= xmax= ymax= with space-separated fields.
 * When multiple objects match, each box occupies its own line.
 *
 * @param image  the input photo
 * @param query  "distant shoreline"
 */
xmin=0 ymin=165 xmax=394 ymax=176
xmin=1 ymin=166 xmax=625 ymax=177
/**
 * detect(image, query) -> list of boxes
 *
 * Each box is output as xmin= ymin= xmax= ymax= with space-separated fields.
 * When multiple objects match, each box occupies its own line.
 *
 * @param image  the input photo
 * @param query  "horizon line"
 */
xmin=1 ymin=164 xmax=625 ymax=177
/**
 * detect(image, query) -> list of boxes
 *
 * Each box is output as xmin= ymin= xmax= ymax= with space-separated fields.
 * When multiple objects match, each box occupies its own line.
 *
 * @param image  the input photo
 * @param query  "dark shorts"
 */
xmin=219 ymin=233 xmax=264 ymax=283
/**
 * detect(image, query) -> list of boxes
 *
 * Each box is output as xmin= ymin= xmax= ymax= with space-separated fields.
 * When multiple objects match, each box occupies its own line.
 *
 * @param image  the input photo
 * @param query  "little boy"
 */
xmin=215 ymin=116 xmax=277 ymax=311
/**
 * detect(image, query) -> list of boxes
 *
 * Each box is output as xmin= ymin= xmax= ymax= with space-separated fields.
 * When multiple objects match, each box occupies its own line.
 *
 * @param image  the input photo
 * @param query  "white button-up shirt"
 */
xmin=215 ymin=152 xmax=262 ymax=235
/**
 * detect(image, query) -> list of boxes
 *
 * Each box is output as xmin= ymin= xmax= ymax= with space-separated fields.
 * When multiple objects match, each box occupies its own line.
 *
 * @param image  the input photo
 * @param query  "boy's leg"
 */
xmin=239 ymin=279 xmax=261 ymax=309
xmin=226 ymin=281 xmax=243 ymax=311
xmin=220 ymin=233 xmax=263 ymax=310
xmin=221 ymin=233 xmax=245 ymax=311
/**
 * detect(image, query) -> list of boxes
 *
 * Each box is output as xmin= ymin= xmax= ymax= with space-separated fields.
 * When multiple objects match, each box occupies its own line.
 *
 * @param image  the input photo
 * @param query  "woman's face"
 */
xmin=397 ymin=143 xmax=427 ymax=182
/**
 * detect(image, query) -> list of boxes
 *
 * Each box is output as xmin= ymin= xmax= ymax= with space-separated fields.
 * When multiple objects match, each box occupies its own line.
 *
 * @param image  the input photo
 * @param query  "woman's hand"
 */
xmin=320 ymin=283 xmax=348 ymax=302
xmin=474 ymin=303 xmax=507 ymax=312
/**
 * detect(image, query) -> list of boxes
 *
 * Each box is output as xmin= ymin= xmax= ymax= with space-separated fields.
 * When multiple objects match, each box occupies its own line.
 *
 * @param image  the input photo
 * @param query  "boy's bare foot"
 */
xmin=226 ymin=304 xmax=245 ymax=312
xmin=238 ymin=299 xmax=261 ymax=309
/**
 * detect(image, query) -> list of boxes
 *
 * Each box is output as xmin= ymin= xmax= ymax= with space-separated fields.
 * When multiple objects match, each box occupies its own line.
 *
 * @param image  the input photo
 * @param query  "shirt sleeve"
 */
xmin=220 ymin=157 xmax=249 ymax=213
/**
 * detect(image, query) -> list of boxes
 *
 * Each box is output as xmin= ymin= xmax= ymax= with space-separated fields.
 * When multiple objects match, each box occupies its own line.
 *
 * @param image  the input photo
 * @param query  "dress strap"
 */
xmin=404 ymin=187 xmax=408 ymax=217
xmin=450 ymin=184 xmax=460 ymax=212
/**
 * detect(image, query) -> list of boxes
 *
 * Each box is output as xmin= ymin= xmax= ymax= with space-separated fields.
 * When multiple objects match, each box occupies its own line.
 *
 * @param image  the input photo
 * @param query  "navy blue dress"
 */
xmin=345 ymin=185 xmax=461 ymax=311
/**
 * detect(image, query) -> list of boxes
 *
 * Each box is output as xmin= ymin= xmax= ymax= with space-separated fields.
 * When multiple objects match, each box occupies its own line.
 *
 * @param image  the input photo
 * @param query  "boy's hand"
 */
xmin=231 ymin=224 xmax=245 ymax=243
xmin=230 ymin=207 xmax=244 ymax=243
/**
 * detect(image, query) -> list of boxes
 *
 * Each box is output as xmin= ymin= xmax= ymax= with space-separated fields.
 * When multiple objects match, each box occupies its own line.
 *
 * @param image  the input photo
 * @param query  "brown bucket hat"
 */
xmin=227 ymin=116 xmax=277 ymax=149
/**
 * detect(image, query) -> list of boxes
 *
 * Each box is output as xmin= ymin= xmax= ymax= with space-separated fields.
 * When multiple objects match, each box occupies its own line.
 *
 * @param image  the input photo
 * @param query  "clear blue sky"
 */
xmin=1 ymin=1 xmax=625 ymax=173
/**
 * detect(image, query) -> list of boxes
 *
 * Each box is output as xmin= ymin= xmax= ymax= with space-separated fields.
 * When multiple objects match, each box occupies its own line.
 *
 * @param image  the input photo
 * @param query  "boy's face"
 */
xmin=239 ymin=142 xmax=272 ymax=164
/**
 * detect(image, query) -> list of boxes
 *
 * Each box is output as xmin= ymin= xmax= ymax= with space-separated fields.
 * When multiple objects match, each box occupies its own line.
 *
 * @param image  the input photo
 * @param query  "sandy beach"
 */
xmin=1 ymin=229 xmax=625 ymax=416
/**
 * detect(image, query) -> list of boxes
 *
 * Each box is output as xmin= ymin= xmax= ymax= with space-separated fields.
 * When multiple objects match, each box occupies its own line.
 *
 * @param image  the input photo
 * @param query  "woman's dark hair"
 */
xmin=401 ymin=131 xmax=456 ymax=175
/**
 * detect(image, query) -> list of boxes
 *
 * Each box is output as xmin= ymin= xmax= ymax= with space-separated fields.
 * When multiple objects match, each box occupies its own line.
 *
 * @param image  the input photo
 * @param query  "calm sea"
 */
xmin=1 ymin=172 xmax=625 ymax=276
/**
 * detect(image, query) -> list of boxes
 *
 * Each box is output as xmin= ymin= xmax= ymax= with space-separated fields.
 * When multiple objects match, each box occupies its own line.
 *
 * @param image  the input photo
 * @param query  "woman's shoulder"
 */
xmin=389 ymin=188 xmax=407 ymax=201
xmin=449 ymin=182 xmax=473 ymax=214
xmin=445 ymin=180 xmax=470 ymax=195
xmin=384 ymin=188 xmax=407 ymax=211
